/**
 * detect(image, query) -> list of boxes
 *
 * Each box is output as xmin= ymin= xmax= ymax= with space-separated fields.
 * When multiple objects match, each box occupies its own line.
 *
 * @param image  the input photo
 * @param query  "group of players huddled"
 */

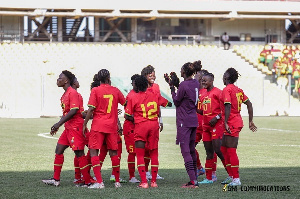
xmin=42 ymin=61 xmax=257 ymax=189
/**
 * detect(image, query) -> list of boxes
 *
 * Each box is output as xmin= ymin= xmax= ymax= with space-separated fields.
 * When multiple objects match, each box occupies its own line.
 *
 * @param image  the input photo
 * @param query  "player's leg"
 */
xmin=74 ymin=150 xmax=92 ymax=185
xmin=135 ymin=140 xmax=148 ymax=188
xmin=88 ymin=131 xmax=105 ymax=188
xmin=199 ymin=140 xmax=214 ymax=184
xmin=180 ymin=127 xmax=198 ymax=188
xmin=42 ymin=143 xmax=68 ymax=186
xmin=224 ymin=133 xmax=240 ymax=186
xmin=106 ymin=133 xmax=121 ymax=187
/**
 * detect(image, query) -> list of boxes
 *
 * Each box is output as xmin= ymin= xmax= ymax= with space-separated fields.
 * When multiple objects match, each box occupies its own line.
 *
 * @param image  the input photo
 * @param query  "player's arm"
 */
xmin=171 ymin=85 xmax=185 ymax=107
xmin=83 ymin=106 xmax=95 ymax=137
xmin=124 ymin=114 xmax=134 ymax=123
xmin=224 ymin=103 xmax=231 ymax=134
xmin=244 ymin=99 xmax=257 ymax=132
xmin=50 ymin=108 xmax=78 ymax=136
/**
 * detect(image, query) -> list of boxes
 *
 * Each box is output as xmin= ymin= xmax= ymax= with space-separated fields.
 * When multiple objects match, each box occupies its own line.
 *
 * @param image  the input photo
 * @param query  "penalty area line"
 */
xmin=38 ymin=132 xmax=58 ymax=140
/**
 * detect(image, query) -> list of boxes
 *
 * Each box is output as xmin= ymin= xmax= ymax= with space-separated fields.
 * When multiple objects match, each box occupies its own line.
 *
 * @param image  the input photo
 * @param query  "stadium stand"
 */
xmin=0 ymin=43 xmax=300 ymax=118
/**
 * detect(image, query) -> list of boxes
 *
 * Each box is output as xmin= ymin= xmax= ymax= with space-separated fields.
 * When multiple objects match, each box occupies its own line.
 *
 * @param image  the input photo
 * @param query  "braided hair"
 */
xmin=225 ymin=67 xmax=240 ymax=84
xmin=182 ymin=61 xmax=202 ymax=77
xmin=90 ymin=73 xmax=100 ymax=89
xmin=203 ymin=72 xmax=214 ymax=81
xmin=134 ymin=75 xmax=148 ymax=92
xmin=62 ymin=70 xmax=75 ymax=85
xmin=131 ymin=74 xmax=140 ymax=81
xmin=98 ymin=69 xmax=110 ymax=83
xmin=141 ymin=65 xmax=155 ymax=77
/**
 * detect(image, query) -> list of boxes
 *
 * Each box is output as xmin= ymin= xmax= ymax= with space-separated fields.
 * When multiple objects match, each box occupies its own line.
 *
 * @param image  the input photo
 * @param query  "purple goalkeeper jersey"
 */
xmin=172 ymin=79 xmax=199 ymax=128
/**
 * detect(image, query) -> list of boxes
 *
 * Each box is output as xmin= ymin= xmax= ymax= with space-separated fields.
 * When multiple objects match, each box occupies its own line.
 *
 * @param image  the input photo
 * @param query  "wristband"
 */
xmin=159 ymin=117 xmax=163 ymax=124
xmin=216 ymin=115 xmax=221 ymax=120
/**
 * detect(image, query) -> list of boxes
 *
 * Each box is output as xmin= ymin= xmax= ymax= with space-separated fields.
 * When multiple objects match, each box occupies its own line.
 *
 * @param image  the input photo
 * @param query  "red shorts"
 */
xmin=134 ymin=120 xmax=159 ymax=150
xmin=224 ymin=125 xmax=243 ymax=137
xmin=58 ymin=127 xmax=85 ymax=151
xmin=88 ymin=129 xmax=118 ymax=151
xmin=202 ymin=122 xmax=224 ymax=142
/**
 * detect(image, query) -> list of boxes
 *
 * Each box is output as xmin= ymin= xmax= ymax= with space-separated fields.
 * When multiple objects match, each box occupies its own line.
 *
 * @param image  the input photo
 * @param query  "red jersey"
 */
xmin=123 ymin=89 xmax=137 ymax=131
xmin=197 ymin=88 xmax=206 ymax=129
xmin=60 ymin=86 xmax=83 ymax=129
xmin=88 ymin=84 xmax=126 ymax=133
xmin=220 ymin=84 xmax=248 ymax=128
xmin=125 ymin=89 xmax=168 ymax=124
xmin=200 ymin=87 xmax=222 ymax=127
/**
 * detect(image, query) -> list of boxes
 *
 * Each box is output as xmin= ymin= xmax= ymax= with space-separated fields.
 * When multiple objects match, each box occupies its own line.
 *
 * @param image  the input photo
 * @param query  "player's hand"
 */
xmin=159 ymin=122 xmax=163 ymax=132
xmin=164 ymin=73 xmax=171 ymax=86
xmin=225 ymin=122 xmax=231 ymax=134
xmin=170 ymin=72 xmax=180 ymax=88
xmin=50 ymin=124 xmax=59 ymax=136
xmin=82 ymin=110 xmax=88 ymax=119
xmin=209 ymin=117 xmax=217 ymax=127
xmin=50 ymin=129 xmax=58 ymax=136
xmin=118 ymin=109 xmax=122 ymax=115
xmin=249 ymin=121 xmax=257 ymax=132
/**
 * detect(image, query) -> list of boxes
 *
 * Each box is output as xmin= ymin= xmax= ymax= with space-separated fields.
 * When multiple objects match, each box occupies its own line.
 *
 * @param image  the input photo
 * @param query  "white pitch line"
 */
xmin=259 ymin=128 xmax=300 ymax=133
xmin=38 ymin=132 xmax=58 ymax=140
xmin=240 ymin=144 xmax=300 ymax=147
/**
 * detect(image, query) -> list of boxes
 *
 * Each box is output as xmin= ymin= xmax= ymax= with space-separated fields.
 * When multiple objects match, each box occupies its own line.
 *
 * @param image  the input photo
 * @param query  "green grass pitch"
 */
xmin=0 ymin=117 xmax=299 ymax=198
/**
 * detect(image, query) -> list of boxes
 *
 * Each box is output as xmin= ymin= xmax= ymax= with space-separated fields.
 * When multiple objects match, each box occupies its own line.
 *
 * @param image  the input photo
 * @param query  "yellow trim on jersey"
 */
xmin=74 ymin=166 xmax=80 ymax=169
xmin=54 ymin=164 xmax=63 ymax=166
xmin=87 ymin=104 xmax=96 ymax=108
xmin=224 ymin=102 xmax=231 ymax=104
xmin=151 ymin=165 xmax=159 ymax=167
xmin=231 ymin=165 xmax=239 ymax=168
xmin=125 ymin=113 xmax=132 ymax=117
xmin=70 ymin=107 xmax=79 ymax=110
xmin=122 ymin=101 xmax=127 ymax=106
xmin=112 ymin=165 xmax=120 ymax=168
xmin=137 ymin=164 xmax=145 ymax=167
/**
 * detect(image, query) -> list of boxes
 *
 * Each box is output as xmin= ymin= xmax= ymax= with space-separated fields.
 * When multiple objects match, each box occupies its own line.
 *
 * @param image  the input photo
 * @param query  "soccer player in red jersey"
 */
xmin=123 ymin=74 xmax=140 ymax=183
xmin=141 ymin=65 xmax=165 ymax=180
xmin=71 ymin=77 xmax=93 ymax=185
xmin=125 ymin=75 xmax=172 ymax=188
xmin=198 ymin=73 xmax=227 ymax=184
xmin=42 ymin=71 xmax=92 ymax=187
xmin=165 ymin=62 xmax=201 ymax=188
xmin=83 ymin=69 xmax=126 ymax=189
xmin=194 ymin=67 xmax=208 ymax=177
xmin=220 ymin=68 xmax=257 ymax=186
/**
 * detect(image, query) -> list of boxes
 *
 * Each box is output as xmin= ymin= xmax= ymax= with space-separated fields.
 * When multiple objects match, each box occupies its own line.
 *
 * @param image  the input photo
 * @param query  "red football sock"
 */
xmin=221 ymin=146 xmax=232 ymax=176
xmin=74 ymin=156 xmax=81 ymax=179
xmin=150 ymin=148 xmax=159 ymax=183
xmin=136 ymin=147 xmax=147 ymax=183
xmin=195 ymin=149 xmax=202 ymax=169
xmin=127 ymin=153 xmax=136 ymax=179
xmin=86 ymin=150 xmax=92 ymax=174
xmin=212 ymin=153 xmax=217 ymax=172
xmin=78 ymin=155 xmax=91 ymax=184
xmin=118 ymin=140 xmax=122 ymax=159
xmin=144 ymin=150 xmax=150 ymax=172
xmin=111 ymin=155 xmax=120 ymax=183
xmin=99 ymin=145 xmax=108 ymax=169
xmin=53 ymin=154 xmax=64 ymax=180
xmin=227 ymin=147 xmax=239 ymax=178
xmin=205 ymin=158 xmax=214 ymax=180
xmin=91 ymin=156 xmax=103 ymax=183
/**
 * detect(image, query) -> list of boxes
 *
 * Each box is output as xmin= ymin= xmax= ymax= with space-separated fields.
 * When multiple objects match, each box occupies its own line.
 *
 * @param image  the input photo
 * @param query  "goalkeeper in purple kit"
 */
xmin=165 ymin=61 xmax=202 ymax=188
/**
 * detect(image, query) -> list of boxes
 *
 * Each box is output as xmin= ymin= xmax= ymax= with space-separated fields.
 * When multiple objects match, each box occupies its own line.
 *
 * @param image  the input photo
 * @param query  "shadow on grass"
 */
xmin=0 ymin=167 xmax=299 ymax=199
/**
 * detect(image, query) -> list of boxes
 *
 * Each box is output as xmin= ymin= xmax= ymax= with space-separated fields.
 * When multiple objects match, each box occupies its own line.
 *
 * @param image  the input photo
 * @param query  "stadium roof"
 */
xmin=0 ymin=0 xmax=300 ymax=19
